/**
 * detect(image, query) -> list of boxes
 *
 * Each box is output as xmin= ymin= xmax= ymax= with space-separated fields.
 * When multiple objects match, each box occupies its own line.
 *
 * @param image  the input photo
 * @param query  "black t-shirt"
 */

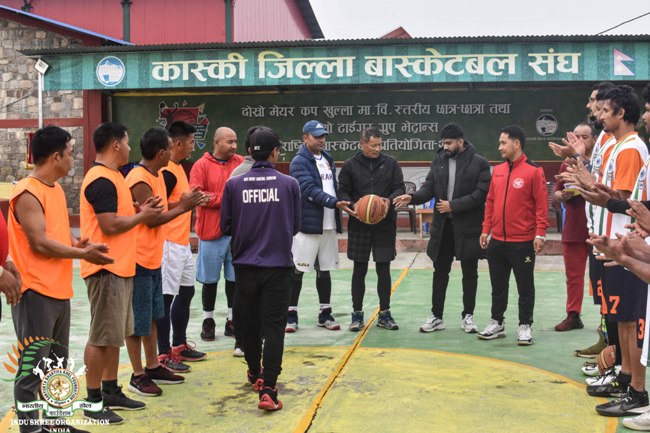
xmin=84 ymin=163 xmax=119 ymax=214
xmin=162 ymin=169 xmax=177 ymax=199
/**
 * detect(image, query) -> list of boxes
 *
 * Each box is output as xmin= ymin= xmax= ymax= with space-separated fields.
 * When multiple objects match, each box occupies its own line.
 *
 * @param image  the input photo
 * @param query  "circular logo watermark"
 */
xmin=40 ymin=368 xmax=79 ymax=408
xmin=96 ymin=56 xmax=125 ymax=87
xmin=535 ymin=114 xmax=558 ymax=137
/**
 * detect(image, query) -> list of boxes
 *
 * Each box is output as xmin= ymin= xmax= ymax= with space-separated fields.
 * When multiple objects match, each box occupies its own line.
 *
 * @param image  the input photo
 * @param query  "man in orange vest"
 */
xmin=124 ymin=127 xmax=204 ymax=397
xmin=80 ymin=122 xmax=163 ymax=424
xmin=9 ymin=126 xmax=113 ymax=432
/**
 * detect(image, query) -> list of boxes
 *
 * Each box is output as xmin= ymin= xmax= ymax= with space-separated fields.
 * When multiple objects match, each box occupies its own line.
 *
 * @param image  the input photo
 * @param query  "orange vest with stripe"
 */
xmin=162 ymin=161 xmax=191 ymax=246
xmin=8 ymin=178 xmax=73 ymax=299
xmin=125 ymin=165 xmax=167 ymax=270
xmin=80 ymin=165 xmax=136 ymax=278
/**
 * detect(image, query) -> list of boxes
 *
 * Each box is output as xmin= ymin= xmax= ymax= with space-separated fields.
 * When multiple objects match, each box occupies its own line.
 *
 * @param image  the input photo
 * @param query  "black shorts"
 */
xmin=588 ymin=248 xmax=603 ymax=306
xmin=601 ymin=265 xmax=647 ymax=322
xmin=347 ymin=223 xmax=396 ymax=263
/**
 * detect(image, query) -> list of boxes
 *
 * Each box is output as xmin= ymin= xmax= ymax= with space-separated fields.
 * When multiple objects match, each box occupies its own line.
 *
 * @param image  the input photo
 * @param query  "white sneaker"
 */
xmin=477 ymin=319 xmax=506 ymax=340
xmin=623 ymin=409 xmax=650 ymax=431
xmin=517 ymin=324 xmax=533 ymax=345
xmin=233 ymin=344 xmax=245 ymax=358
xmin=586 ymin=365 xmax=621 ymax=385
xmin=419 ymin=315 xmax=445 ymax=333
xmin=461 ymin=314 xmax=478 ymax=333
xmin=581 ymin=362 xmax=599 ymax=377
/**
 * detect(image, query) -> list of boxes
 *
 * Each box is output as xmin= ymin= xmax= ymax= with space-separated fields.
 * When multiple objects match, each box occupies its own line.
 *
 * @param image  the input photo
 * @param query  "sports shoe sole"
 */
xmin=596 ymin=403 xmax=650 ymax=417
xmin=349 ymin=324 xmax=364 ymax=332
xmin=180 ymin=354 xmax=207 ymax=362
xmin=258 ymin=395 xmax=283 ymax=411
xmin=285 ymin=325 xmax=298 ymax=333
xmin=420 ymin=324 xmax=446 ymax=333
xmin=462 ymin=326 xmax=478 ymax=334
xmin=318 ymin=322 xmax=341 ymax=330
xmin=200 ymin=335 xmax=215 ymax=342
xmin=478 ymin=332 xmax=506 ymax=340
xmin=377 ymin=322 xmax=399 ymax=330
xmin=517 ymin=339 xmax=533 ymax=346
xmin=104 ymin=404 xmax=146 ymax=411
xmin=623 ymin=416 xmax=650 ymax=430
xmin=127 ymin=384 xmax=162 ymax=397
xmin=150 ymin=378 xmax=185 ymax=385
xmin=587 ymin=386 xmax=626 ymax=398
xmin=575 ymin=352 xmax=599 ymax=359
xmin=233 ymin=348 xmax=245 ymax=357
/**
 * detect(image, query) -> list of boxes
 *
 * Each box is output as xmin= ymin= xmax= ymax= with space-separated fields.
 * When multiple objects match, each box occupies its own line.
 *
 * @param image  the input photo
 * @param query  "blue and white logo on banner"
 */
xmin=96 ymin=56 xmax=125 ymax=87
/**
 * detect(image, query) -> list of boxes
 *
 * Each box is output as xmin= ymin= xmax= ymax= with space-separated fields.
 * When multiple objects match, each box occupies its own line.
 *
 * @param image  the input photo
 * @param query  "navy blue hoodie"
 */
xmin=221 ymin=161 xmax=301 ymax=268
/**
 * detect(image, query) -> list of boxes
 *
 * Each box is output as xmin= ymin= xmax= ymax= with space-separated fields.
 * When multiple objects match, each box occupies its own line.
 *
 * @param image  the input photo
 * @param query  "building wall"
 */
xmin=1 ymin=0 xmax=228 ymax=44
xmin=0 ymin=17 xmax=84 ymax=213
xmin=234 ymin=0 xmax=312 ymax=41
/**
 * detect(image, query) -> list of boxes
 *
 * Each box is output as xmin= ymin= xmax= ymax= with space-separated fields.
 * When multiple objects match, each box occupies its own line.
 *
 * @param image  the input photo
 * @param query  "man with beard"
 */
xmin=394 ymin=123 xmax=491 ymax=334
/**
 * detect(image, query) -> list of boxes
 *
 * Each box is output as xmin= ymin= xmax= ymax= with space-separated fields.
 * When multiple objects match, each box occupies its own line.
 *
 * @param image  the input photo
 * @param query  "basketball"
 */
xmin=597 ymin=345 xmax=616 ymax=374
xmin=354 ymin=194 xmax=388 ymax=225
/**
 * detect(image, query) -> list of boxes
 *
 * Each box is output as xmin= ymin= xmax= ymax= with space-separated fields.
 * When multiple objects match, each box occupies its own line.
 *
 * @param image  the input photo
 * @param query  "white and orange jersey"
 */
xmin=599 ymin=132 xmax=648 ymax=238
xmin=586 ymin=131 xmax=616 ymax=234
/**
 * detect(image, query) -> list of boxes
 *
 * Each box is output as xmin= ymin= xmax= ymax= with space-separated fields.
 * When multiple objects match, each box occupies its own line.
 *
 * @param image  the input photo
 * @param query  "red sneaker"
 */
xmin=258 ymin=386 xmax=282 ymax=411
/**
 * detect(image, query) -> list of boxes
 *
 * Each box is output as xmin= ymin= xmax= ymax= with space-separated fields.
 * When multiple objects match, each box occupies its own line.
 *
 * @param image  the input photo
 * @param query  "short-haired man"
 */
xmin=156 ymin=121 xmax=208 ymax=373
xmin=125 ymin=127 xmax=203 ymax=395
xmin=552 ymin=122 xmax=597 ymax=332
xmin=80 ymin=122 xmax=163 ymax=423
xmin=9 ymin=126 xmax=113 ymax=432
xmin=221 ymin=127 xmax=301 ymax=411
xmin=394 ymin=123 xmax=491 ymax=334
xmin=229 ymin=125 xmax=258 ymax=178
xmin=338 ymin=127 xmax=405 ymax=331
xmin=286 ymin=120 xmax=353 ymax=332
xmin=479 ymin=125 xmax=549 ymax=345
xmin=190 ymin=127 xmax=244 ymax=346
xmin=574 ymin=86 xmax=649 ymax=416
xmin=554 ymin=81 xmax=618 ymax=359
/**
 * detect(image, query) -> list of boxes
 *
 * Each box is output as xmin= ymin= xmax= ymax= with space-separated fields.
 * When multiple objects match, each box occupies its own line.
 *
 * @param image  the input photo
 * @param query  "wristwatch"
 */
xmin=535 ymin=235 xmax=546 ymax=241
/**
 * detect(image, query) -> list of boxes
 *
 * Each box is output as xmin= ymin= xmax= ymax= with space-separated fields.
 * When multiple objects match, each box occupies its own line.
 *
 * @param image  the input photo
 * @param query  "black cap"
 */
xmin=250 ymin=127 xmax=281 ymax=158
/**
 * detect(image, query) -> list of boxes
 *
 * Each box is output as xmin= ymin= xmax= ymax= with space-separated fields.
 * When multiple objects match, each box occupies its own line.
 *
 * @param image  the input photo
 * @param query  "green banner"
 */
xmin=112 ymin=86 xmax=590 ymax=163
xmin=42 ymin=41 xmax=649 ymax=90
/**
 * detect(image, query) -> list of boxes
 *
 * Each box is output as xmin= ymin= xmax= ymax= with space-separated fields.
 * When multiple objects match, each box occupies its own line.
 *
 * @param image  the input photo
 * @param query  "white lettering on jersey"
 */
xmin=242 ymin=188 xmax=279 ymax=203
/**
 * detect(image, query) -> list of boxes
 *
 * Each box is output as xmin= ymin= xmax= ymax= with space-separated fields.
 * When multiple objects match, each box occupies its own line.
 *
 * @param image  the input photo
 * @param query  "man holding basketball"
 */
xmin=338 ymin=127 xmax=405 ymax=331
xmin=286 ymin=120 xmax=354 ymax=332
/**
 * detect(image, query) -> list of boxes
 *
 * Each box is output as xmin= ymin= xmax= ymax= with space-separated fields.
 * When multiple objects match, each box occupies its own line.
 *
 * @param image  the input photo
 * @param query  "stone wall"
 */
xmin=0 ymin=18 xmax=85 ymax=213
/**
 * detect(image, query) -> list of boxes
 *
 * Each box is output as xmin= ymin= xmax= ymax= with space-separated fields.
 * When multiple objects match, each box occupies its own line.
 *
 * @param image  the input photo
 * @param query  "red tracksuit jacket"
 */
xmin=482 ymin=154 xmax=549 ymax=242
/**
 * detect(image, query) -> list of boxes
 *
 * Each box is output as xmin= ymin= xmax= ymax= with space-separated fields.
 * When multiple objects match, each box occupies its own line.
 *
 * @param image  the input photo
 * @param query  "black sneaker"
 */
xmin=224 ymin=319 xmax=235 ymax=337
xmin=102 ymin=385 xmax=146 ymax=411
xmin=587 ymin=374 xmax=628 ymax=397
xmin=83 ymin=407 xmax=124 ymax=425
xmin=377 ymin=310 xmax=399 ymax=330
xmin=201 ymin=318 xmax=216 ymax=341
xmin=258 ymin=386 xmax=282 ymax=411
xmin=145 ymin=365 xmax=185 ymax=385
xmin=318 ymin=308 xmax=341 ymax=330
xmin=596 ymin=386 xmax=650 ymax=416
xmin=128 ymin=373 xmax=162 ymax=396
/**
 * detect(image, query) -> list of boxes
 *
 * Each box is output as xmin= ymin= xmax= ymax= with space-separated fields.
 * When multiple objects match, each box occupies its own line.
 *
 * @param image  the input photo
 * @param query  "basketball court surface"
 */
xmin=0 ymin=253 xmax=627 ymax=432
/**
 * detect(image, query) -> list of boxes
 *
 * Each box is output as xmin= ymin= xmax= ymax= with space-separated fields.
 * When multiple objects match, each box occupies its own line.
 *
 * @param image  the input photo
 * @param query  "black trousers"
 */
xmin=12 ymin=290 xmax=70 ymax=433
xmin=432 ymin=220 xmax=478 ymax=319
xmin=234 ymin=265 xmax=292 ymax=388
xmin=486 ymin=239 xmax=536 ymax=325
